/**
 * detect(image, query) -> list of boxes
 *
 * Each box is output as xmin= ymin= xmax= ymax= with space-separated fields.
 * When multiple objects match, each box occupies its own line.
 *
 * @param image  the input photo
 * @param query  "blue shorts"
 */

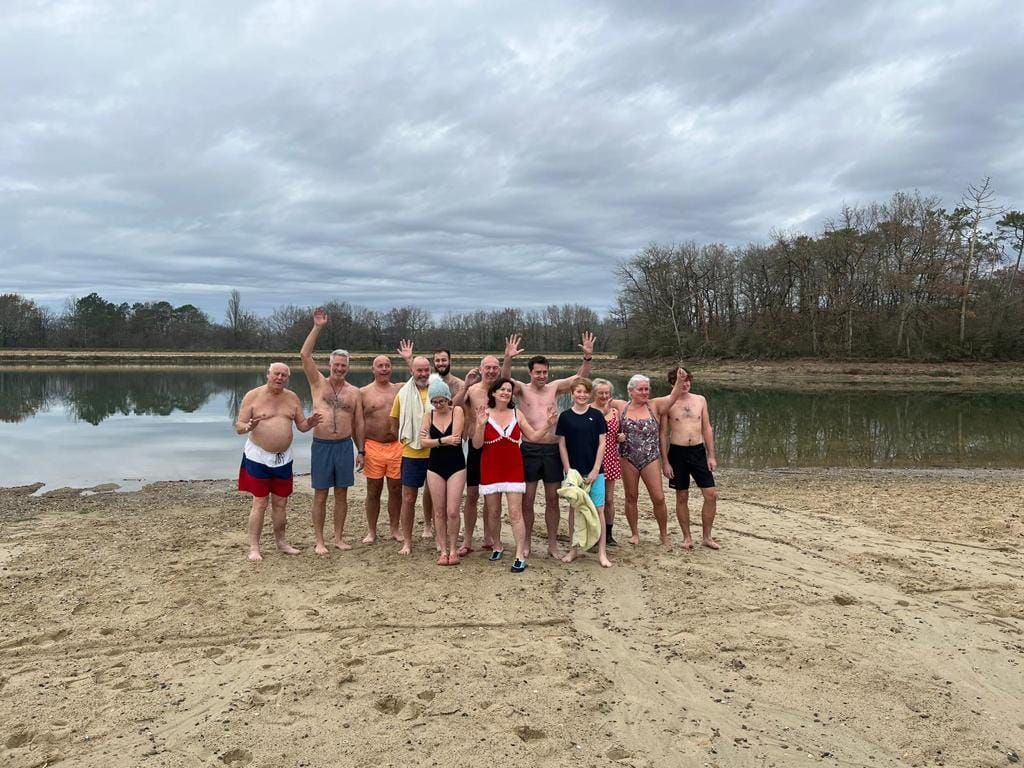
xmin=311 ymin=437 xmax=355 ymax=490
xmin=588 ymin=473 xmax=606 ymax=508
xmin=400 ymin=457 xmax=429 ymax=488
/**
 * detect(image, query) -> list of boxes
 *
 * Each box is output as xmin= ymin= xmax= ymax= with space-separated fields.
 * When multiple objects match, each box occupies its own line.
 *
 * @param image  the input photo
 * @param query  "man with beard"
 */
xmin=431 ymin=348 xmax=464 ymax=403
xmin=359 ymin=355 xmax=402 ymax=543
xmin=390 ymin=354 xmax=433 ymax=554
xmin=300 ymin=309 xmax=364 ymax=555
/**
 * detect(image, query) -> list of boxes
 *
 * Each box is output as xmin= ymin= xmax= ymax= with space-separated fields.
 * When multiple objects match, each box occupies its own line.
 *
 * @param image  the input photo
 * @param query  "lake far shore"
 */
xmin=2 ymin=468 xmax=1022 ymax=767
xmin=3 ymin=349 xmax=1024 ymax=389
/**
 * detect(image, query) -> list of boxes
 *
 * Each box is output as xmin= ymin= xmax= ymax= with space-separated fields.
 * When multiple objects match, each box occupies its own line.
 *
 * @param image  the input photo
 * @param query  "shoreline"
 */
xmin=3 ymin=350 xmax=1024 ymax=389
xmin=2 ymin=468 xmax=1022 ymax=767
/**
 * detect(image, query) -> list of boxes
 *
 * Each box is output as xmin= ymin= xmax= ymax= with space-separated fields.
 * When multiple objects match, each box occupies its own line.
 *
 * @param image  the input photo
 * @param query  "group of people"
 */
xmin=235 ymin=310 xmax=720 ymax=571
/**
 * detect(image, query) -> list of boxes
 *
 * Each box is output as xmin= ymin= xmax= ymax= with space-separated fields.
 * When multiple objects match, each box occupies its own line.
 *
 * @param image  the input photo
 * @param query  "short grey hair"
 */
xmin=592 ymin=377 xmax=614 ymax=395
xmin=626 ymin=374 xmax=649 ymax=393
xmin=330 ymin=348 xmax=350 ymax=362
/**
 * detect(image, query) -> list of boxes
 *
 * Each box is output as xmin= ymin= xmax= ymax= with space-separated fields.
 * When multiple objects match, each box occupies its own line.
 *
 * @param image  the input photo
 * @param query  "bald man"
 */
xmin=359 ymin=354 xmax=403 ymax=543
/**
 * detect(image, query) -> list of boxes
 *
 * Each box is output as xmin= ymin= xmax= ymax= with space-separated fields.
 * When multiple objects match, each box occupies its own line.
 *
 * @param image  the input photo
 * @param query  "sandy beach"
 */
xmin=2 ymin=469 xmax=1022 ymax=767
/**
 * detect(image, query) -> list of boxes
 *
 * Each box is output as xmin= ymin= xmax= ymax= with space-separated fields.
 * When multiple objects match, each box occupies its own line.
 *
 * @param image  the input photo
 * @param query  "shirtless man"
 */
xmin=300 ymin=309 xmax=364 ymax=555
xmin=432 ymin=348 xmax=464 ymax=404
xmin=660 ymin=367 xmax=719 ymax=550
xmin=236 ymin=363 xmax=322 ymax=561
xmin=454 ymin=350 xmax=508 ymax=556
xmin=359 ymin=355 xmax=402 ymax=543
xmin=504 ymin=332 xmax=595 ymax=558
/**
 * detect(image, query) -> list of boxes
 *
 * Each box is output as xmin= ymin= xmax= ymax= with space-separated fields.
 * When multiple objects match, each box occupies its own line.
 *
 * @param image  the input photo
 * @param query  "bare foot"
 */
xmin=398 ymin=544 xmax=411 ymax=556
xmin=659 ymin=534 xmax=673 ymax=549
xmin=599 ymin=556 xmax=613 ymax=568
xmin=547 ymin=545 xmax=564 ymax=559
xmin=437 ymin=553 xmax=449 ymax=566
xmin=702 ymin=536 xmax=721 ymax=550
xmin=314 ymin=542 xmax=329 ymax=556
xmin=681 ymin=537 xmax=694 ymax=551
xmin=247 ymin=549 xmax=263 ymax=562
xmin=334 ymin=539 xmax=353 ymax=552
xmin=457 ymin=544 xmax=474 ymax=557
xmin=276 ymin=541 xmax=301 ymax=555
xmin=422 ymin=527 xmax=435 ymax=540
xmin=448 ymin=552 xmax=460 ymax=565
xmin=390 ymin=529 xmax=403 ymax=542
xmin=561 ymin=548 xmax=579 ymax=564
xmin=628 ymin=534 xmax=640 ymax=545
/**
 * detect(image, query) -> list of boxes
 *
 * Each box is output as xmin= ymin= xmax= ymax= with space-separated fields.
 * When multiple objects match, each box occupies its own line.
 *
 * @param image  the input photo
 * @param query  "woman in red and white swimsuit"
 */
xmin=472 ymin=378 xmax=556 ymax=574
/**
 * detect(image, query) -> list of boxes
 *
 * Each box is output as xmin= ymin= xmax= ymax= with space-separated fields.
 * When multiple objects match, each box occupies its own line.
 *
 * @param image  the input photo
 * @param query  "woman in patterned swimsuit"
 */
xmin=616 ymin=370 xmax=689 ymax=546
xmin=592 ymin=379 xmax=627 ymax=546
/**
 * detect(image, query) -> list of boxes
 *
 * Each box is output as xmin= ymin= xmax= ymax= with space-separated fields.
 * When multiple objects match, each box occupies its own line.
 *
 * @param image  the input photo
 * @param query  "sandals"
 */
xmin=510 ymin=558 xmax=528 ymax=573
xmin=488 ymin=549 xmax=504 ymax=562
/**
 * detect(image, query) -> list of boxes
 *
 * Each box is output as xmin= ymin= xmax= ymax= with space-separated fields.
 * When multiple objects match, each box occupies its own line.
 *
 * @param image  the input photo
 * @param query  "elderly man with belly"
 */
xmin=236 ymin=362 xmax=322 ymax=562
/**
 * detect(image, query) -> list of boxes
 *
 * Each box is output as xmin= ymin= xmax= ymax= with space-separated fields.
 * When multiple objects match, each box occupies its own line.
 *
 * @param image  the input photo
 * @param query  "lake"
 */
xmin=2 ymin=367 xmax=1023 ymax=490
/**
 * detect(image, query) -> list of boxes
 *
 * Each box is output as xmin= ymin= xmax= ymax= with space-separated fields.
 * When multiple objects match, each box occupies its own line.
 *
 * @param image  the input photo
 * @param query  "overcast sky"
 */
xmin=3 ymin=0 xmax=1022 ymax=319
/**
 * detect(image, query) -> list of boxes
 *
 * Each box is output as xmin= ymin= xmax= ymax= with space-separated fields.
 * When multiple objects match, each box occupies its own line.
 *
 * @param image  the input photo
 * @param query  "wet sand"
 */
xmin=1 ymin=469 xmax=1022 ymax=767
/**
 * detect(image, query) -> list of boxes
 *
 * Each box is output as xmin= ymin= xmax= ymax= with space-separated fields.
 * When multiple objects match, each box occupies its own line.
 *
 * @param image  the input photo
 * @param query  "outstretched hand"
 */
xmin=397 ymin=339 xmax=414 ymax=361
xmin=313 ymin=308 xmax=328 ymax=327
xmin=504 ymin=334 xmax=524 ymax=358
xmin=476 ymin=405 xmax=489 ymax=427
xmin=465 ymin=368 xmax=482 ymax=387
xmin=579 ymin=331 xmax=596 ymax=357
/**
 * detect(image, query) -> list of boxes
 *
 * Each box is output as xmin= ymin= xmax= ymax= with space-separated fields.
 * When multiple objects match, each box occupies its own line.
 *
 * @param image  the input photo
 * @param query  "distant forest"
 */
xmin=3 ymin=182 xmax=1022 ymax=360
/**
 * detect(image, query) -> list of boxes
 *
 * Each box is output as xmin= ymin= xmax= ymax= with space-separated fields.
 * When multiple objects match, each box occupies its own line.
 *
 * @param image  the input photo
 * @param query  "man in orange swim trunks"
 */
xmin=359 ymin=355 xmax=403 ymax=543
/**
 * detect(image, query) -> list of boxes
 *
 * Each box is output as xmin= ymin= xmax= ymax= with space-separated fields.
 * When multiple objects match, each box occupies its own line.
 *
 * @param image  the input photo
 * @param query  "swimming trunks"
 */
xmin=428 ymin=417 xmax=466 ymax=481
xmin=619 ymin=404 xmax=660 ymax=470
xmin=466 ymin=443 xmax=483 ymax=487
xmin=363 ymin=438 xmax=403 ymax=480
xmin=521 ymin=441 xmax=562 ymax=484
xmin=667 ymin=443 xmax=716 ymax=490
xmin=311 ymin=437 xmax=355 ymax=490
xmin=238 ymin=438 xmax=294 ymax=498
xmin=401 ymin=456 xmax=429 ymax=488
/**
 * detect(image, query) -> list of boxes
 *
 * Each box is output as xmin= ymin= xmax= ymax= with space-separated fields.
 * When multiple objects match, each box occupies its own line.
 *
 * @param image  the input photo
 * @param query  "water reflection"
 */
xmin=0 ymin=369 xmax=1022 ymax=491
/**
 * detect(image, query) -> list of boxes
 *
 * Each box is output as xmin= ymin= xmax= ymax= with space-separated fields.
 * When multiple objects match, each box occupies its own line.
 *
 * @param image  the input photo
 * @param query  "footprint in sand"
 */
xmin=255 ymin=683 xmax=281 ymax=695
xmin=203 ymin=647 xmax=224 ymax=659
xmin=514 ymin=725 xmax=546 ymax=742
xmin=6 ymin=729 xmax=34 ymax=749
xmin=220 ymin=748 xmax=253 ymax=766
xmin=373 ymin=695 xmax=403 ymax=715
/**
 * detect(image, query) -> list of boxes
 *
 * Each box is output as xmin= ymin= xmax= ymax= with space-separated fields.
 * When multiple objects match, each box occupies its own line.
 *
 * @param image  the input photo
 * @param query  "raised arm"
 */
xmin=397 ymin=339 xmax=414 ymax=373
xmin=501 ymin=334 xmax=524 ymax=394
xmin=471 ymin=405 xmax=488 ymax=449
xmin=300 ymin=309 xmax=328 ymax=386
xmin=652 ymin=367 xmax=688 ymax=417
xmin=551 ymin=331 xmax=595 ymax=393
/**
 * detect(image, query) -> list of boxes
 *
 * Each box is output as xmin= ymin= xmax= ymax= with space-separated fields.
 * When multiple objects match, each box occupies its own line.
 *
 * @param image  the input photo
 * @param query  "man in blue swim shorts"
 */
xmin=301 ymin=310 xmax=364 ymax=555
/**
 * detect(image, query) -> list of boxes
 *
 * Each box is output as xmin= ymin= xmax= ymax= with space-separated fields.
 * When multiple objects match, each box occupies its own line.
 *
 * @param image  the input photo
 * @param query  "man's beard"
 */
xmin=434 ymin=363 xmax=450 ymax=377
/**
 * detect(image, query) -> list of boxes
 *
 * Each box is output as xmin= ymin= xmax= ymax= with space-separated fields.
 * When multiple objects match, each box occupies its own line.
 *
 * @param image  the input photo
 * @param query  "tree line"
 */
xmin=3 ymin=181 xmax=1021 ymax=359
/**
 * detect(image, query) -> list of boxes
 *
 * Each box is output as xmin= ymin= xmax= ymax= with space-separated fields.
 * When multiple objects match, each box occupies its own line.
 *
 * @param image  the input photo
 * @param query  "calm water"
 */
xmin=2 ymin=367 xmax=1023 ymax=490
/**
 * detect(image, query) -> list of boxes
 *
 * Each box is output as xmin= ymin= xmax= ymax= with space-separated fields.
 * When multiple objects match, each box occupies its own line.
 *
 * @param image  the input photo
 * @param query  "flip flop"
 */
xmin=510 ymin=558 xmax=528 ymax=573
xmin=457 ymin=544 xmax=475 ymax=557
xmin=488 ymin=549 xmax=503 ymax=562
xmin=448 ymin=552 xmax=460 ymax=565
xmin=437 ymin=553 xmax=449 ymax=566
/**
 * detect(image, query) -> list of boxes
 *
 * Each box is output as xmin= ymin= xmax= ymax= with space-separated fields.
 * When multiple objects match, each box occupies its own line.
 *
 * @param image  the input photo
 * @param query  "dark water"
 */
xmin=1 ymin=367 xmax=1023 ymax=490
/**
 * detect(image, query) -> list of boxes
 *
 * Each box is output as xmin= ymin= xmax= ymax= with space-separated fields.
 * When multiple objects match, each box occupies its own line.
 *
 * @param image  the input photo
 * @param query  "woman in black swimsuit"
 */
xmin=419 ymin=375 xmax=467 ymax=565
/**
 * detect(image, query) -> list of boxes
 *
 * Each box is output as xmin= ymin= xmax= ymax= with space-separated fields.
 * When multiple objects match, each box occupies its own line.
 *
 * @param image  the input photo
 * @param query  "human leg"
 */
xmin=270 ymin=493 xmax=300 ymax=555
xmin=621 ymin=460 xmax=641 ymax=545
xmin=700 ymin=486 xmax=719 ymax=549
xmin=247 ymin=494 xmax=269 ymax=561
xmin=311 ymin=488 xmax=330 ymax=555
xmin=639 ymin=460 xmax=671 ymax=547
xmin=543 ymin=480 xmax=562 ymax=558
xmin=332 ymin=487 xmax=351 ymax=550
